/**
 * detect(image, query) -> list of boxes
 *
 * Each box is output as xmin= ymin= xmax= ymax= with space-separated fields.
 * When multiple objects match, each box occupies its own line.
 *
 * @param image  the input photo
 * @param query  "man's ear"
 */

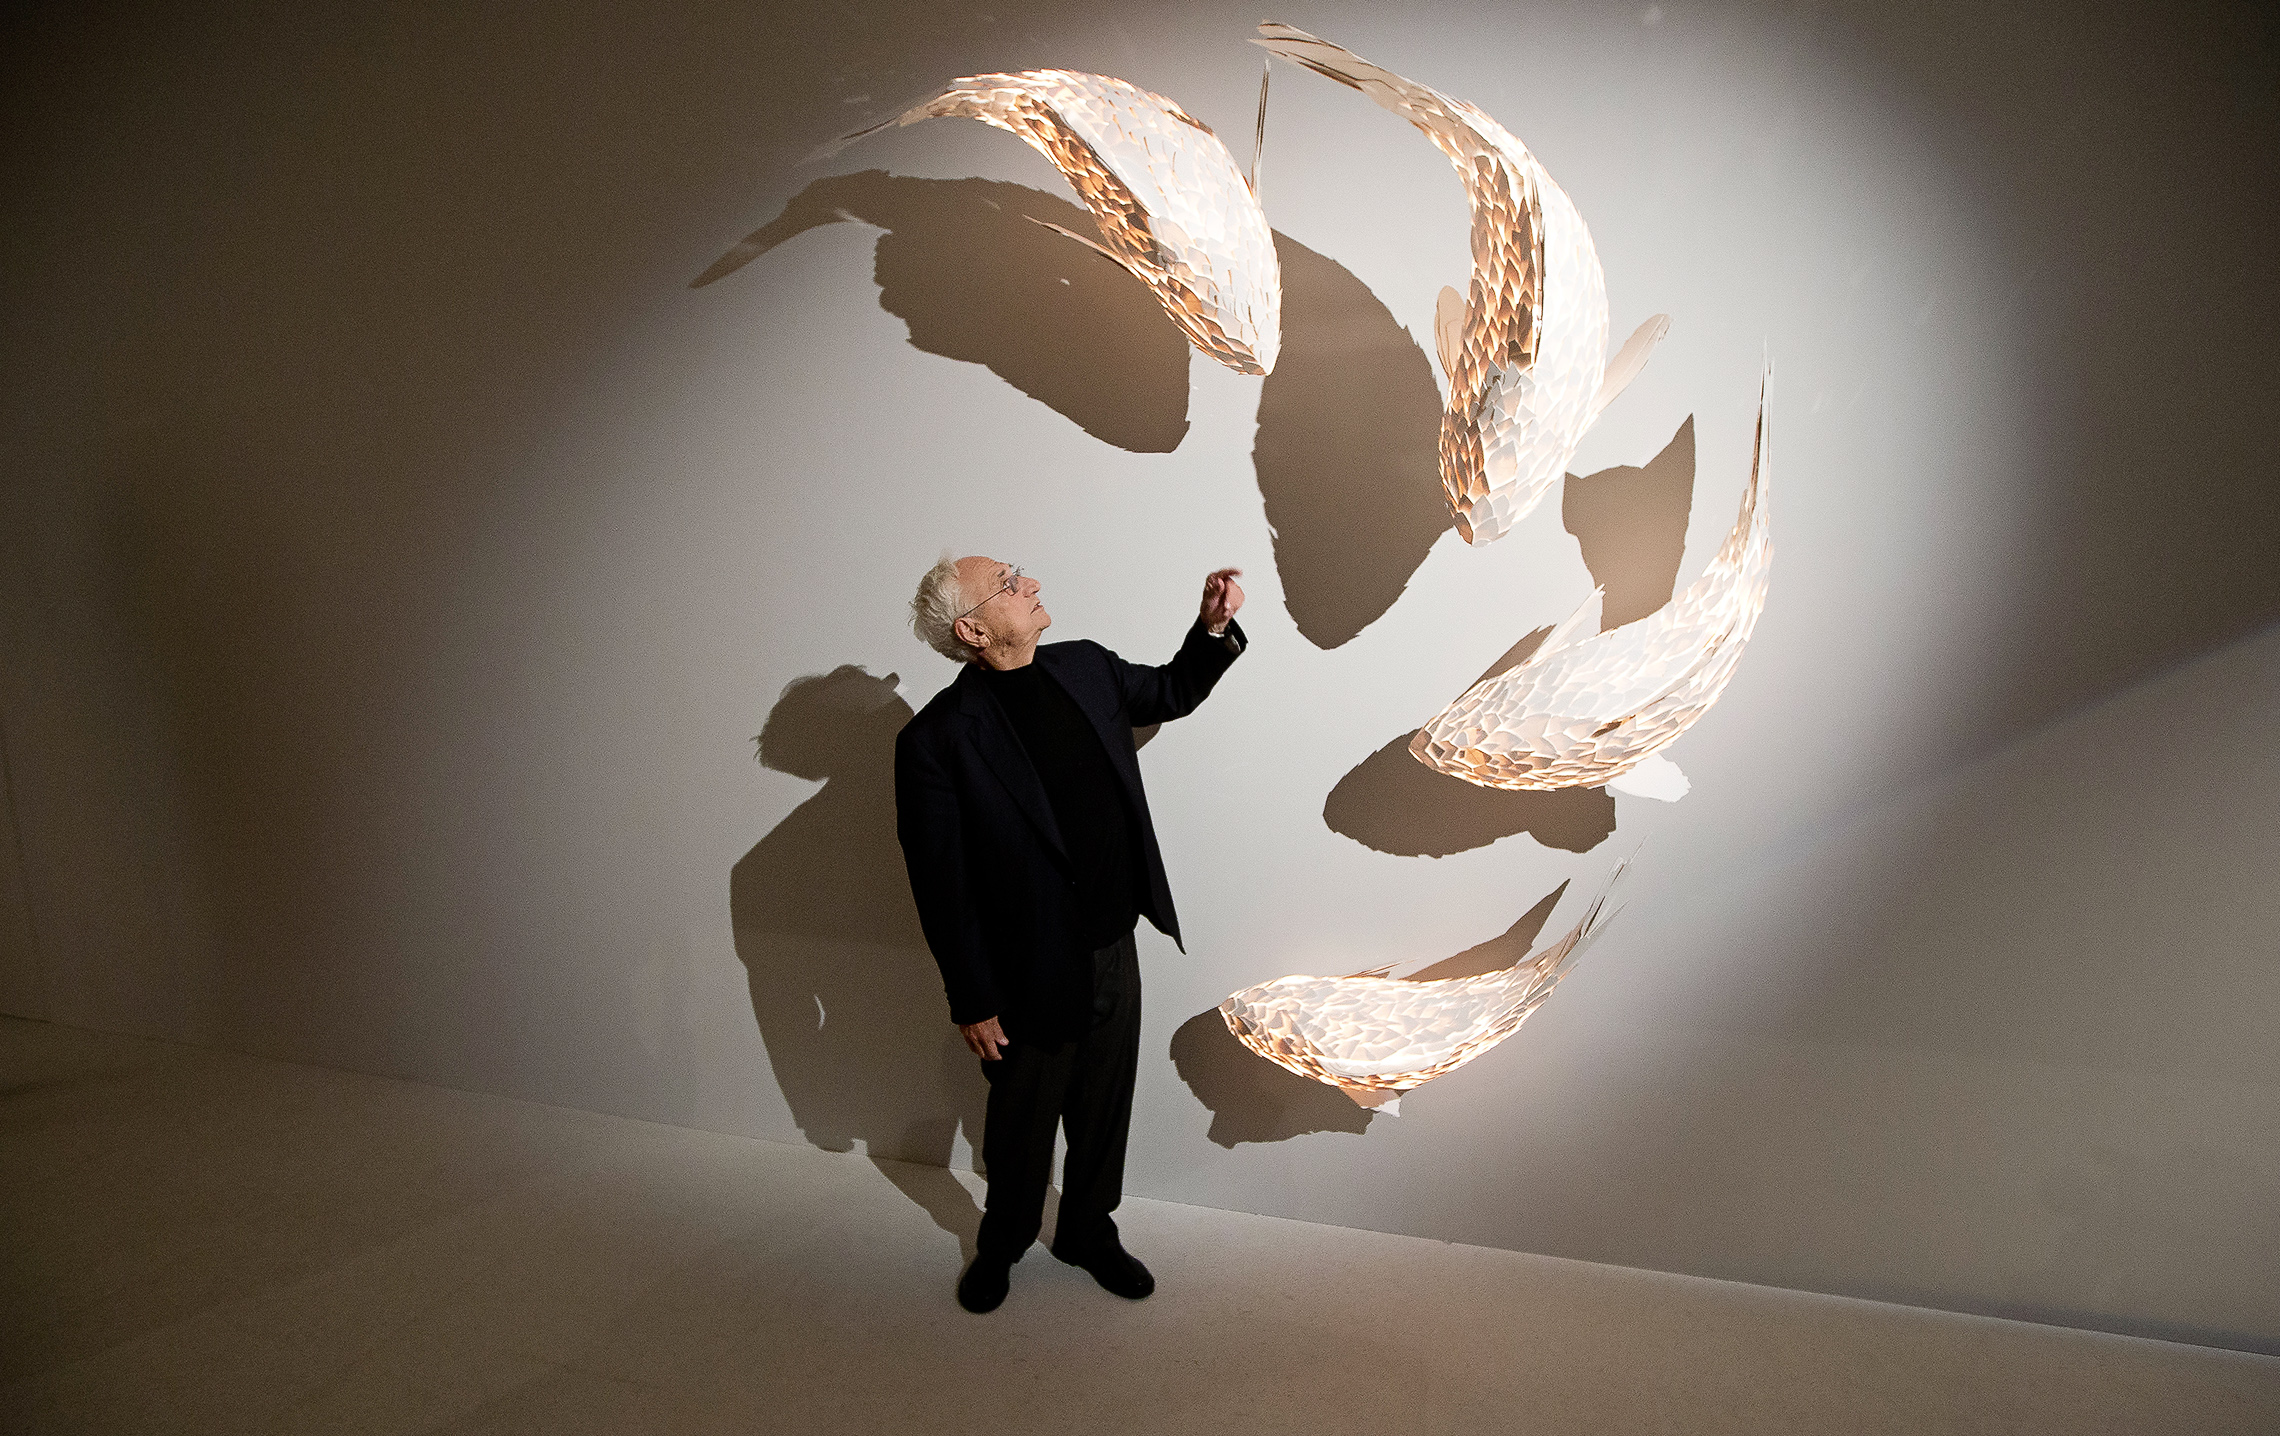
xmin=954 ymin=615 xmax=985 ymax=653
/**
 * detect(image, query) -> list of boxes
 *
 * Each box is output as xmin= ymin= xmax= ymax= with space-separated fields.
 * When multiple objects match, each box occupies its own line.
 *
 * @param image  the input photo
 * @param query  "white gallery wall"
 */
xmin=3 ymin=0 xmax=2276 ymax=1351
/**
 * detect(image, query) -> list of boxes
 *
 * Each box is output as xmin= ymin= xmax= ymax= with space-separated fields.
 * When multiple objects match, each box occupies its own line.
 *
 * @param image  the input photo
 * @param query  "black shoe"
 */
xmin=957 ymin=1254 xmax=1013 ymax=1313
xmin=1052 ymin=1240 xmax=1154 ymax=1300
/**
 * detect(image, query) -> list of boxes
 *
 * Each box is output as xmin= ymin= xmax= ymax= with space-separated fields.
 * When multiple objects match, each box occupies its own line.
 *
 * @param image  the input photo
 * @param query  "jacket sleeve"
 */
xmin=894 ymin=722 xmax=1000 ymax=1026
xmin=1112 ymin=617 xmax=1247 ymax=728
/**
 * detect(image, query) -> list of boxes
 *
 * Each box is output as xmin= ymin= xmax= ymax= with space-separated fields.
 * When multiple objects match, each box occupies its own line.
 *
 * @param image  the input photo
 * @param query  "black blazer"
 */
xmin=894 ymin=618 xmax=1246 ymax=1042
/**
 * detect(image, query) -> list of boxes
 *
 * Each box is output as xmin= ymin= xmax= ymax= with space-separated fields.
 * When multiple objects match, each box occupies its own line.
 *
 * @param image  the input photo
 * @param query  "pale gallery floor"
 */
xmin=3 ymin=1016 xmax=2275 ymax=1435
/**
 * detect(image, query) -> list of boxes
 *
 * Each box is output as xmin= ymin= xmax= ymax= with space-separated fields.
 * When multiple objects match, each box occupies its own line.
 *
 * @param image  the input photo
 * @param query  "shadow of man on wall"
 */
xmin=731 ymin=664 xmax=986 ymax=1251
xmin=694 ymin=169 xmax=1191 ymax=454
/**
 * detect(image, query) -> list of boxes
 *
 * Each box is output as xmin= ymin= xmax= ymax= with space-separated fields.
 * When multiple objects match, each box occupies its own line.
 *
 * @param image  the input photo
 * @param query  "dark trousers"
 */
xmin=975 ymin=930 xmax=1141 ymax=1262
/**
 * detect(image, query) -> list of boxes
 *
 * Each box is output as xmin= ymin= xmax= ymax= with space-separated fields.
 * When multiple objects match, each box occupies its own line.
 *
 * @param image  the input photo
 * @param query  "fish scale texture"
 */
xmin=1219 ymin=879 xmax=1618 ymax=1101
xmin=901 ymin=71 xmax=1280 ymax=375
xmin=1254 ymin=25 xmax=1608 ymax=544
xmin=1412 ymin=377 xmax=1774 ymax=790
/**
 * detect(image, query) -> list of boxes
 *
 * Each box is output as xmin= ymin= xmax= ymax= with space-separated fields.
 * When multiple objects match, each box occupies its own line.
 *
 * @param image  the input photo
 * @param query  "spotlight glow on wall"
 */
xmin=746 ymin=31 xmax=1783 ymax=1114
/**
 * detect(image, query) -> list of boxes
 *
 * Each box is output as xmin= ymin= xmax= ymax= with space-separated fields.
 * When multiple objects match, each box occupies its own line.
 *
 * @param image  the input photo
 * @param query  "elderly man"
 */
xmin=895 ymin=554 xmax=1246 ymax=1313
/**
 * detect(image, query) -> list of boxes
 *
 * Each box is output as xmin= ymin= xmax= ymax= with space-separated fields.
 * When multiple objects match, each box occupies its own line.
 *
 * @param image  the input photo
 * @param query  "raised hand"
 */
xmin=1199 ymin=568 xmax=1245 ymax=633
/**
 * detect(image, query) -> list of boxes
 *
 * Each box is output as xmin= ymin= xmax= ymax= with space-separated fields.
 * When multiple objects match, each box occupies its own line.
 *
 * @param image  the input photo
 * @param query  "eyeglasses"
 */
xmin=954 ymin=565 xmax=1023 ymax=623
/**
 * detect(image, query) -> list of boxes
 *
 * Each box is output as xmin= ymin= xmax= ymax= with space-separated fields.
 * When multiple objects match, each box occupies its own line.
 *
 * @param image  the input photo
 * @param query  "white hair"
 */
xmin=910 ymin=553 xmax=976 ymax=663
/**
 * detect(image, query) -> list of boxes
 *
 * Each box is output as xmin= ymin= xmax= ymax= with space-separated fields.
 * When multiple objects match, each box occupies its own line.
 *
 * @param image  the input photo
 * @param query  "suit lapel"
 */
xmin=1037 ymin=644 xmax=1147 ymax=811
xmin=954 ymin=665 xmax=1069 ymax=866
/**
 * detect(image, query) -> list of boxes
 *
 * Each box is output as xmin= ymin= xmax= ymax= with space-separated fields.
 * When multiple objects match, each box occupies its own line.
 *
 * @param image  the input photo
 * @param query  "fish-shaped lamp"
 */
xmin=1412 ymin=369 xmax=1773 ymax=793
xmin=1219 ymin=862 xmax=1627 ymax=1112
xmin=1252 ymin=23 xmax=1667 ymax=542
xmin=839 ymin=70 xmax=1281 ymax=375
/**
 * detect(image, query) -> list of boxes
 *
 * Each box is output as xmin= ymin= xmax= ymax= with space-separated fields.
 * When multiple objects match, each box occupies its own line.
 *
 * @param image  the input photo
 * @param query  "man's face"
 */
xmin=953 ymin=555 xmax=1049 ymax=655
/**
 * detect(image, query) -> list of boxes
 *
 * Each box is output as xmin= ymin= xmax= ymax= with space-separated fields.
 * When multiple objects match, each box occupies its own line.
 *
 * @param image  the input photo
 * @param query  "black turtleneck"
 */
xmin=980 ymin=662 xmax=1141 ymax=950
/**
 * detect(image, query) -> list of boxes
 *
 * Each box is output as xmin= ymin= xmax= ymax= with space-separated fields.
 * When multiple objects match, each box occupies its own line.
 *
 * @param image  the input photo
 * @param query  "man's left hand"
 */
xmin=1200 ymin=568 xmax=1244 ymax=634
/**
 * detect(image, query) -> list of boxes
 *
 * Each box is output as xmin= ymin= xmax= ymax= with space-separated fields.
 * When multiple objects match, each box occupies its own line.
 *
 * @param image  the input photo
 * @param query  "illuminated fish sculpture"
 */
xmin=1253 ymin=23 xmax=1667 ymax=543
xmin=1219 ymin=863 xmax=1627 ymax=1111
xmin=837 ymin=70 xmax=1281 ymax=375
xmin=1411 ymin=369 xmax=1773 ymax=793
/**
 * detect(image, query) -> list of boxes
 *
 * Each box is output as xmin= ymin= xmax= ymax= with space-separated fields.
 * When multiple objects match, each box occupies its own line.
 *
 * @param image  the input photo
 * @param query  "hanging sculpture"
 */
xmin=1411 ymin=369 xmax=1773 ymax=792
xmin=1219 ymin=861 xmax=1628 ymax=1112
xmin=1251 ymin=23 xmax=1668 ymax=544
xmin=837 ymin=70 xmax=1281 ymax=375
xmin=699 ymin=29 xmax=1786 ymax=1117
